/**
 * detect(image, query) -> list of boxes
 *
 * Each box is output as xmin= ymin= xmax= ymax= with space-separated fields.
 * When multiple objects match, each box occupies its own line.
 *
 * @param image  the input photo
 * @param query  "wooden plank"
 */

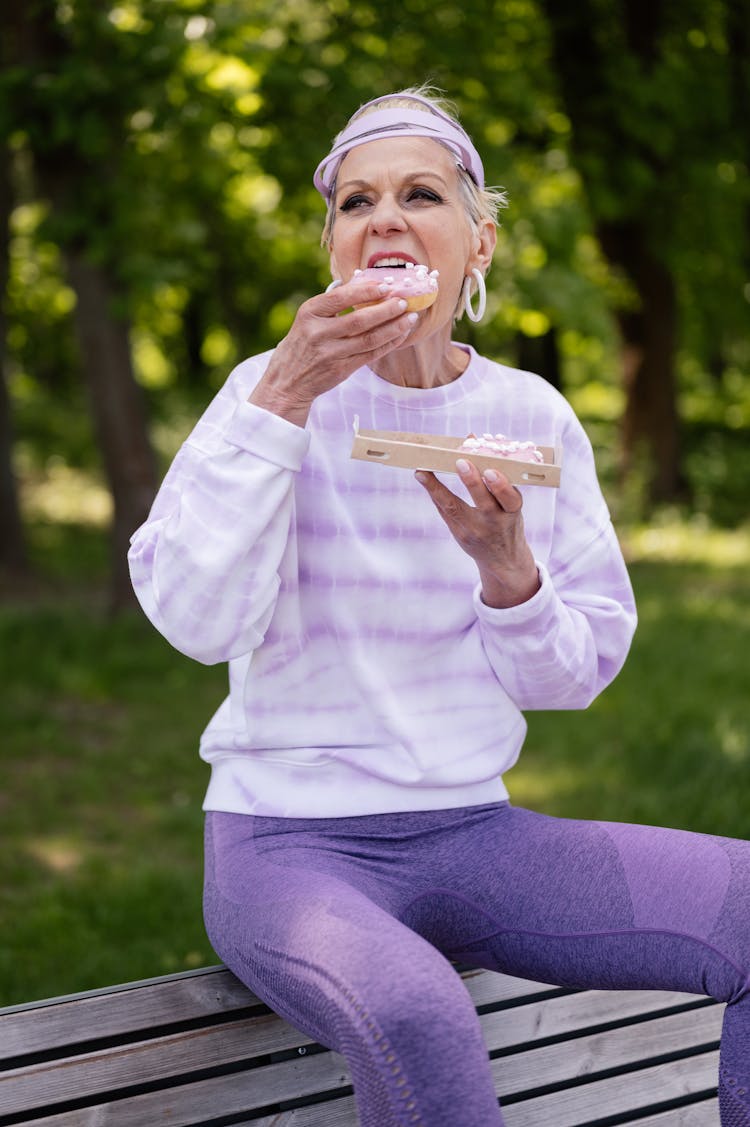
xmin=0 ymin=968 xmax=257 ymax=1059
xmin=480 ymin=990 xmax=720 ymax=1054
xmin=634 ymin=1100 xmax=720 ymax=1126
xmin=458 ymin=969 xmax=564 ymax=1008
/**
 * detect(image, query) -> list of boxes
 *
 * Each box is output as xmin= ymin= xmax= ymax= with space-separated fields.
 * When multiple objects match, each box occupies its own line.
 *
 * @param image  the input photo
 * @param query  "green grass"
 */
xmin=1 ymin=519 xmax=749 ymax=1007
xmin=508 ymin=555 xmax=750 ymax=835
xmin=1 ymin=524 xmax=228 ymax=1004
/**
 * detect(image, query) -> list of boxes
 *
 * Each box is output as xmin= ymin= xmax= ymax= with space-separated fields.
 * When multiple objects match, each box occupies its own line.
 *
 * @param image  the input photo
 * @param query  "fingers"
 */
xmin=314 ymin=277 xmax=394 ymax=320
xmin=413 ymin=468 xmax=468 ymax=520
xmin=316 ymin=276 xmax=384 ymax=313
xmin=456 ymin=458 xmax=523 ymax=514
xmin=304 ymin=281 xmax=419 ymax=353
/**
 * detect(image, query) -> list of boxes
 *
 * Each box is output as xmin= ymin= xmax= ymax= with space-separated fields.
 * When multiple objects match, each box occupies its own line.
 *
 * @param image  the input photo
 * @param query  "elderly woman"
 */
xmin=129 ymin=89 xmax=749 ymax=1127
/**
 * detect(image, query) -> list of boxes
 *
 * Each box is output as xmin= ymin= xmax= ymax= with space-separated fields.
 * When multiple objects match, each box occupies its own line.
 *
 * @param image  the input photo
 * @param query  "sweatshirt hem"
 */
xmin=202 ymin=757 xmax=509 ymax=818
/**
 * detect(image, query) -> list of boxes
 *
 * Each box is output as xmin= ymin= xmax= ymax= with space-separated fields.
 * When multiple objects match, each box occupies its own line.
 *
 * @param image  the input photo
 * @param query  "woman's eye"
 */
xmin=340 ymin=194 xmax=371 ymax=212
xmin=409 ymin=188 xmax=442 ymax=203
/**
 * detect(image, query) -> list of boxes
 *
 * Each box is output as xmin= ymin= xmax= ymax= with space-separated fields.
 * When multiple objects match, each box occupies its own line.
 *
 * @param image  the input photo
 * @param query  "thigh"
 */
xmin=204 ymin=813 xmax=479 ymax=1039
xmin=204 ymin=811 xmax=504 ymax=1127
xmin=437 ymin=805 xmax=750 ymax=1003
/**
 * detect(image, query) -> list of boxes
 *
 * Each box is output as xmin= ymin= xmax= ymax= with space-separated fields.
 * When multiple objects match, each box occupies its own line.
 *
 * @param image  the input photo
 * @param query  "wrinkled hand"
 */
xmin=249 ymin=278 xmax=418 ymax=425
xmin=416 ymin=458 xmax=540 ymax=608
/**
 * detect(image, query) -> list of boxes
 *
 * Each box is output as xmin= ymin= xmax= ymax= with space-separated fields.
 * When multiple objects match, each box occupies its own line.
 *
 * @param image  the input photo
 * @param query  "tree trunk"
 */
xmin=0 ymin=142 xmax=28 ymax=576
xmin=539 ymin=0 xmax=684 ymax=504
xmin=65 ymin=253 xmax=157 ymax=612
xmin=516 ymin=328 xmax=562 ymax=390
xmin=598 ymin=221 xmax=684 ymax=504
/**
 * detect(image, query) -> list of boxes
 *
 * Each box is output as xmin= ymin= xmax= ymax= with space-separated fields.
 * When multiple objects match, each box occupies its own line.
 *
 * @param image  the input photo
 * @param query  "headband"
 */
xmin=313 ymin=94 xmax=485 ymax=201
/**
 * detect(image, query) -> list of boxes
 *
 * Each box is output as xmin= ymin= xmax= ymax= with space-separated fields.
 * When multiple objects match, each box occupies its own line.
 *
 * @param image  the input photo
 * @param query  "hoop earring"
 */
xmin=325 ymin=278 xmax=343 ymax=292
xmin=463 ymin=268 xmax=486 ymax=323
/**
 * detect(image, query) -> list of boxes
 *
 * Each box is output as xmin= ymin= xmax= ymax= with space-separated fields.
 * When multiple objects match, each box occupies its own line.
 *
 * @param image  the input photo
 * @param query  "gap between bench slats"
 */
xmin=6 ymin=1003 xmax=721 ymax=1127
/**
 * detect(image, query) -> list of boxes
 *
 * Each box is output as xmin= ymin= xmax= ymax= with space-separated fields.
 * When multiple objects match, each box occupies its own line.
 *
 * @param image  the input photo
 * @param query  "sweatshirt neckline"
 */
xmin=351 ymin=344 xmax=484 ymax=410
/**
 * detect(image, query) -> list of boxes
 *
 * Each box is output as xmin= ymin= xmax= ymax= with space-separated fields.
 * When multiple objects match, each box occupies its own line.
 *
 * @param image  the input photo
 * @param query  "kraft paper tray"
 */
xmin=350 ymin=421 xmax=562 ymax=488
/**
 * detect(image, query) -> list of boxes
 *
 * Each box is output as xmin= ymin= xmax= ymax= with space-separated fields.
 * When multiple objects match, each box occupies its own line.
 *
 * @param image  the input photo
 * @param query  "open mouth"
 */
xmin=367 ymin=253 xmax=420 ymax=269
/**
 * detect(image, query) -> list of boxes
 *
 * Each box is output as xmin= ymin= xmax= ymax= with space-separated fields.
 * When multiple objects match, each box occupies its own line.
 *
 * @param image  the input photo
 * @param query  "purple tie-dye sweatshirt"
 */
xmin=128 ymin=345 xmax=636 ymax=817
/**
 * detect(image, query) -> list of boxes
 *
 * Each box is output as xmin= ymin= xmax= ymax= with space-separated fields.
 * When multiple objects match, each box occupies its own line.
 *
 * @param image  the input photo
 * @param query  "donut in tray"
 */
xmin=459 ymin=433 xmax=545 ymax=463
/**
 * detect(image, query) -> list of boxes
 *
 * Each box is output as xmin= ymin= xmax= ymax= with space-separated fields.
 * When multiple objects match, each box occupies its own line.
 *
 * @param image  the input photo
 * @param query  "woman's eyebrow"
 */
xmin=336 ymin=171 xmax=451 ymax=195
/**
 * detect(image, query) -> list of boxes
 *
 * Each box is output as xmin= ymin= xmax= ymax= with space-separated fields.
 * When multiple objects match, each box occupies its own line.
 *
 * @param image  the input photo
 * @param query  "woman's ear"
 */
xmin=472 ymin=220 xmax=497 ymax=276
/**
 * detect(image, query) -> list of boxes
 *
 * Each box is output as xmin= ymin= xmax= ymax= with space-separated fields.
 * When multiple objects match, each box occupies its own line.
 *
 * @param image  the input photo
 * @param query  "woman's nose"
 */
xmin=369 ymin=195 xmax=408 ymax=235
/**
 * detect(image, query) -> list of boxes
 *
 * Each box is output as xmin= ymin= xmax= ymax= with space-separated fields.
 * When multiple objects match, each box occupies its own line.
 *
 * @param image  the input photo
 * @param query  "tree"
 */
xmin=539 ymin=0 xmax=748 ymax=504
xmin=1 ymin=1 xmax=167 ymax=607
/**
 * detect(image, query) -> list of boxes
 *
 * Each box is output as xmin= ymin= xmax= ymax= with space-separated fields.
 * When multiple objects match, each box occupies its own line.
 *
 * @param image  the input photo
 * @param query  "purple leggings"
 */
xmin=204 ymin=803 xmax=750 ymax=1126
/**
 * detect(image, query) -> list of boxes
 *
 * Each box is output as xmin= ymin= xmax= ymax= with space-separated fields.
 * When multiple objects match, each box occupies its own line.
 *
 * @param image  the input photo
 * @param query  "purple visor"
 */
xmin=313 ymin=94 xmax=485 ymax=201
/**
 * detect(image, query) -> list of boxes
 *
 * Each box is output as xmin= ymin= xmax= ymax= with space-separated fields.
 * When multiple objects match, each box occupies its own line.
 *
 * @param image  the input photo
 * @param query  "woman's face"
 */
xmin=329 ymin=136 xmax=495 ymax=330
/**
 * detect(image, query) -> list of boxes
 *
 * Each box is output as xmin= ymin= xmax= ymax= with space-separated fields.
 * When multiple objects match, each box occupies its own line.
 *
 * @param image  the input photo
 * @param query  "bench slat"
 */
xmin=631 ymin=1100 xmax=720 ymax=1126
xmin=0 ymin=968 xmax=256 ymax=1060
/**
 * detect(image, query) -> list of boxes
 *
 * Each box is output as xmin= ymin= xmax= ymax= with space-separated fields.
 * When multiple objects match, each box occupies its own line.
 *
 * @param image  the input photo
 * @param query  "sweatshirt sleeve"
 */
xmin=128 ymin=355 xmax=310 ymax=665
xmin=473 ymin=407 xmax=637 ymax=711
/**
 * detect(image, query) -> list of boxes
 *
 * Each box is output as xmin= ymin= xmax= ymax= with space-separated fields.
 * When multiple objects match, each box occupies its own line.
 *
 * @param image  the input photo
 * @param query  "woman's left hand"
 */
xmin=416 ymin=458 xmax=540 ymax=609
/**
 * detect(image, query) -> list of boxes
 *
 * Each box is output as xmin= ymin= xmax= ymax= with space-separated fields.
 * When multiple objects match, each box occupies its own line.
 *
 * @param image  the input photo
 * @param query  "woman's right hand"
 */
xmin=248 ymin=278 xmax=418 ymax=426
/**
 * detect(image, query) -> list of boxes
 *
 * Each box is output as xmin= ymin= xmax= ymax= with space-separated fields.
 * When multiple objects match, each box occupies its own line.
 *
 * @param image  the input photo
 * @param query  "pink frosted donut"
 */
xmin=351 ymin=263 xmax=439 ymax=312
xmin=459 ymin=433 xmax=545 ymax=463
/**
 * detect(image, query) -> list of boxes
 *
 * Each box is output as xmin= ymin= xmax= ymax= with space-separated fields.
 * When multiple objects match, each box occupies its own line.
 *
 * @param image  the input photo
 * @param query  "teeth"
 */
xmin=374 ymin=257 xmax=415 ymax=268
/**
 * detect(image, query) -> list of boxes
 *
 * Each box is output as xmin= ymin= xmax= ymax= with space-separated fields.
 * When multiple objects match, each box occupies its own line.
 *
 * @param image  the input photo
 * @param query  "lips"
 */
xmin=367 ymin=252 xmax=420 ymax=269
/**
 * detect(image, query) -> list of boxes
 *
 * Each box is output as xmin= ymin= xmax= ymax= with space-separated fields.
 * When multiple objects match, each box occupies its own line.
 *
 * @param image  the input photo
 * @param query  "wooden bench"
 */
xmin=0 ymin=964 xmax=723 ymax=1126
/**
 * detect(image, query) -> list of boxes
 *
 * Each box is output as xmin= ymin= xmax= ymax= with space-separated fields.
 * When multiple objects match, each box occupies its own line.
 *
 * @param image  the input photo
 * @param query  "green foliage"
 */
xmin=539 ymin=0 xmax=750 ymax=367
xmin=2 ymin=0 xmax=748 ymax=522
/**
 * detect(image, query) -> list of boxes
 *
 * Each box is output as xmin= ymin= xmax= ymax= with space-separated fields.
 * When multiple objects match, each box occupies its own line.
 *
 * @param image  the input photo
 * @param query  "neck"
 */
xmin=370 ymin=328 xmax=470 ymax=389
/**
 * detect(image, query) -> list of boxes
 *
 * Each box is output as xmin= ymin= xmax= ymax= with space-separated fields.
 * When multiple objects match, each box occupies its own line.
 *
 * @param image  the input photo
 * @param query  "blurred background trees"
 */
xmin=1 ymin=0 xmax=748 ymax=607
xmin=2 ymin=0 xmax=749 ymax=1007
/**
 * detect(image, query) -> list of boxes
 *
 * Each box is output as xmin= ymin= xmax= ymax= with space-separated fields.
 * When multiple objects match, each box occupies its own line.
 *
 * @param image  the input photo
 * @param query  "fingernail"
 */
xmin=406 ymin=312 xmax=419 ymax=325
xmin=483 ymin=468 xmax=499 ymax=483
xmin=397 ymin=299 xmax=408 ymax=311
xmin=377 ymin=283 xmax=390 ymax=294
xmin=415 ymin=471 xmax=428 ymax=484
xmin=456 ymin=459 xmax=471 ymax=475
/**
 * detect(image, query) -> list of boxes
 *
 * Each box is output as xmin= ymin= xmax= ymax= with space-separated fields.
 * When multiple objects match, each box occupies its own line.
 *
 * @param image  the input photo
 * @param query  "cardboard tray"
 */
xmin=350 ymin=421 xmax=562 ymax=487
